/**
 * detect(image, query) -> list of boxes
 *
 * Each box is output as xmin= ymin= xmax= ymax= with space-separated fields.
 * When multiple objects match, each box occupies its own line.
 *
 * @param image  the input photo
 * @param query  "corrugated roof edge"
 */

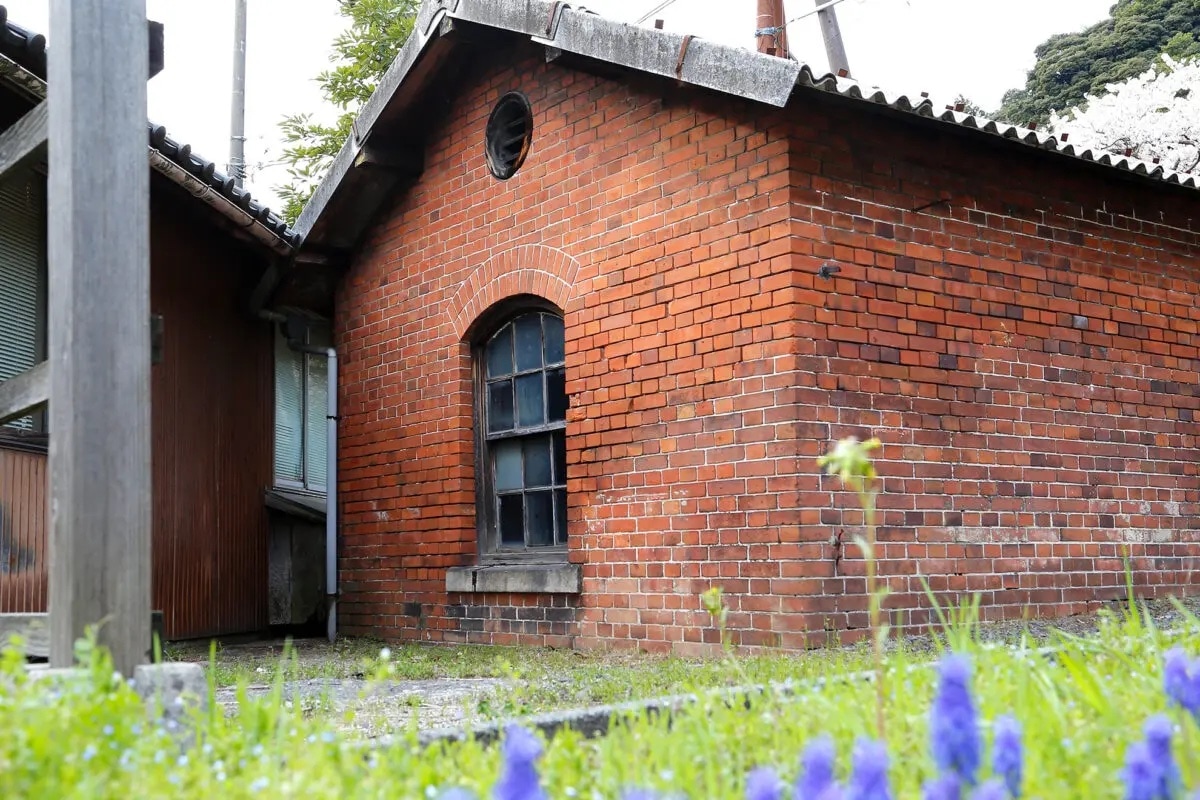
xmin=0 ymin=6 xmax=300 ymax=253
xmin=797 ymin=65 xmax=1200 ymax=190
xmin=294 ymin=0 xmax=1200 ymax=247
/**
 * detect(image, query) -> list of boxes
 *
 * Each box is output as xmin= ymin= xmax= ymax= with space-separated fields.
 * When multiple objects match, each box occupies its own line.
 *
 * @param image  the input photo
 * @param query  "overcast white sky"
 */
xmin=2 ymin=0 xmax=1114 ymax=213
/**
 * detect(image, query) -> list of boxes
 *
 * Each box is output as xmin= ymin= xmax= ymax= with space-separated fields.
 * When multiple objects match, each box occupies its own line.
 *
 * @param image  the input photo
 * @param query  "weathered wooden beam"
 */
xmin=353 ymin=142 xmax=423 ymax=176
xmin=0 ymin=360 xmax=48 ymax=426
xmin=47 ymin=0 xmax=151 ymax=676
xmin=0 ymin=101 xmax=47 ymax=180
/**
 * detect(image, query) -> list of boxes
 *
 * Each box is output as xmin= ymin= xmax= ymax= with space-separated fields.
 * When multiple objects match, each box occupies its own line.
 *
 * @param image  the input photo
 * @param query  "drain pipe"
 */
xmin=260 ymin=310 xmax=339 ymax=643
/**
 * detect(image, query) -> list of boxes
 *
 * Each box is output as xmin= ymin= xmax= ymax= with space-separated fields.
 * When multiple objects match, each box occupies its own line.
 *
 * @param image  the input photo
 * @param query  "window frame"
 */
xmin=273 ymin=323 xmax=329 ymax=496
xmin=472 ymin=302 xmax=568 ymax=564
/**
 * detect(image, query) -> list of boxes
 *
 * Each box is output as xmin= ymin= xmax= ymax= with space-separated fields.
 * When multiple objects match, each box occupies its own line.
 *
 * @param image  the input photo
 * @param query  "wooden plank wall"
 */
xmin=149 ymin=193 xmax=274 ymax=640
xmin=0 ymin=442 xmax=47 ymax=614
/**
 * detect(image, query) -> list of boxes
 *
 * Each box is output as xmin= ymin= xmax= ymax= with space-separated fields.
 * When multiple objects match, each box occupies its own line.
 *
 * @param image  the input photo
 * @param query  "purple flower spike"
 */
xmin=991 ymin=715 xmax=1022 ymax=799
xmin=795 ymin=736 xmax=838 ymax=800
xmin=1164 ymin=649 xmax=1200 ymax=717
xmin=747 ymin=767 xmax=783 ymax=800
xmin=921 ymin=774 xmax=960 ymax=800
xmin=1121 ymin=741 xmax=1161 ymax=800
xmin=931 ymin=654 xmax=981 ymax=786
xmin=1143 ymin=715 xmax=1181 ymax=800
xmin=846 ymin=739 xmax=891 ymax=800
xmin=971 ymin=780 xmax=1008 ymax=800
xmin=493 ymin=725 xmax=546 ymax=800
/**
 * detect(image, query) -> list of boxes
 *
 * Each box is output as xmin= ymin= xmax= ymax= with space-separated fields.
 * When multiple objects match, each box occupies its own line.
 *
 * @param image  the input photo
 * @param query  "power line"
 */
xmin=783 ymin=0 xmax=853 ymax=28
xmin=635 ymin=0 xmax=682 ymax=25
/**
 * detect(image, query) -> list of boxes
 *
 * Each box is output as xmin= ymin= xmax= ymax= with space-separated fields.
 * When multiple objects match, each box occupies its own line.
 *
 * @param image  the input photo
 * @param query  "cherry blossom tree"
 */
xmin=1048 ymin=54 xmax=1200 ymax=173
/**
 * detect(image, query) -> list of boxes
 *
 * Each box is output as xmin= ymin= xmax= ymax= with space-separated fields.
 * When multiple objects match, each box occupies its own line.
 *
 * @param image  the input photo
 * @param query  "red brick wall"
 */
xmin=786 ymin=98 xmax=1200 ymax=642
xmin=335 ymin=40 xmax=1200 ymax=654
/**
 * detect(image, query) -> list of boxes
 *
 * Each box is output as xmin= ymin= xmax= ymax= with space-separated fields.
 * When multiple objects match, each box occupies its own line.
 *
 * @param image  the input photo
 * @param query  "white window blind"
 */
xmin=0 ymin=169 xmax=45 ymax=431
xmin=273 ymin=330 xmax=304 ymax=484
xmin=304 ymin=351 xmax=328 ymax=489
xmin=273 ymin=324 xmax=329 ymax=492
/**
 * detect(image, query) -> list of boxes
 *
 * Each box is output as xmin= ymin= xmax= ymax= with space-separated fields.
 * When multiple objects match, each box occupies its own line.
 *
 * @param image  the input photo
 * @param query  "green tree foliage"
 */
xmin=276 ymin=0 xmax=420 ymax=223
xmin=996 ymin=0 xmax=1200 ymax=126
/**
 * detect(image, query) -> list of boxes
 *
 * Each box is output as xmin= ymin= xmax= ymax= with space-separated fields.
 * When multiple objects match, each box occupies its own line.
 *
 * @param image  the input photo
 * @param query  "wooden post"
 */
xmin=814 ymin=0 xmax=851 ymax=76
xmin=47 ymin=0 xmax=151 ymax=675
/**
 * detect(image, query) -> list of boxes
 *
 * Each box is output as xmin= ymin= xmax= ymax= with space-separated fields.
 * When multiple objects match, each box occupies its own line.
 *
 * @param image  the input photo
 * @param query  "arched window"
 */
xmin=477 ymin=310 xmax=567 ymax=555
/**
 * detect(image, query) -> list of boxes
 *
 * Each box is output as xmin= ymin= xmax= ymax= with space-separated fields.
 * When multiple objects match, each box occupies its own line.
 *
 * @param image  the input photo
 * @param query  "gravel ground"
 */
xmin=213 ymin=677 xmax=512 ymax=736
xmin=194 ymin=597 xmax=1200 ymax=737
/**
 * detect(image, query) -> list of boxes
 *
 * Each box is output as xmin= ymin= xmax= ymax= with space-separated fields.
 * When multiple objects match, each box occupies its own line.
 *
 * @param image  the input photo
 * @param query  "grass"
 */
xmin=2 ymin=596 xmax=1198 ymax=798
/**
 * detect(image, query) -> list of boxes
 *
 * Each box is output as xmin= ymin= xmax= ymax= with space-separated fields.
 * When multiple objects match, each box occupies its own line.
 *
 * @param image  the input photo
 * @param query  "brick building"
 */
xmin=283 ymin=0 xmax=1200 ymax=653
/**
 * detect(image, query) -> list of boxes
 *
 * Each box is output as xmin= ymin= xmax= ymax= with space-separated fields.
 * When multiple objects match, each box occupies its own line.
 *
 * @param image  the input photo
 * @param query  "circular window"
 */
xmin=485 ymin=92 xmax=533 ymax=180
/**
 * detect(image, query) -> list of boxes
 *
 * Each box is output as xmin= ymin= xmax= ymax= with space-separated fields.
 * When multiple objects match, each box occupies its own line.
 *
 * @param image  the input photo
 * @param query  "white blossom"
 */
xmin=1048 ymin=54 xmax=1200 ymax=173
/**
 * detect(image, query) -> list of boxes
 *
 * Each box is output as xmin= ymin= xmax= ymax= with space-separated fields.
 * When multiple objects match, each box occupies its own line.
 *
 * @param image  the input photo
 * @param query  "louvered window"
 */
xmin=274 ymin=325 xmax=328 ymax=493
xmin=0 ymin=168 xmax=45 ymax=431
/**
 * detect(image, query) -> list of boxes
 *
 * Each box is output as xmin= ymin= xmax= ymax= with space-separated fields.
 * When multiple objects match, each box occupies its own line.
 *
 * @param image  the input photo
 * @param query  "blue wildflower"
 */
xmin=747 ymin=768 xmax=783 ymax=800
xmin=82 ymin=744 xmax=97 ymax=763
xmin=991 ymin=715 xmax=1022 ymax=799
xmin=795 ymin=736 xmax=839 ymax=800
xmin=922 ymin=774 xmax=960 ymax=800
xmin=1121 ymin=742 xmax=1161 ymax=800
xmin=493 ymin=725 xmax=546 ymax=800
xmin=1164 ymin=649 xmax=1199 ymax=718
xmin=620 ymin=791 xmax=661 ymax=800
xmin=931 ymin=654 xmax=981 ymax=786
xmin=972 ymin=780 xmax=1008 ymax=800
xmin=1143 ymin=715 xmax=1181 ymax=800
xmin=846 ymin=739 xmax=891 ymax=800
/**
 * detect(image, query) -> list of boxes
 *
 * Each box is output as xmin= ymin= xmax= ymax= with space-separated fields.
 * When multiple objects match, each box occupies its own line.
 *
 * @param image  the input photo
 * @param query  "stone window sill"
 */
xmin=445 ymin=563 xmax=581 ymax=594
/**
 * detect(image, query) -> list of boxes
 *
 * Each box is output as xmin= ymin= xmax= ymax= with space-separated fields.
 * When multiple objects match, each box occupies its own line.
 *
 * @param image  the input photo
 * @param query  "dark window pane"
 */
xmin=554 ymin=489 xmax=567 ymax=546
xmin=552 ymin=430 xmax=566 ymax=485
xmin=543 ymin=315 xmax=564 ymax=365
xmin=515 ymin=373 xmax=544 ymax=427
xmin=526 ymin=491 xmax=554 ymax=547
xmin=499 ymin=494 xmax=524 ymax=546
xmin=486 ymin=324 xmax=513 ymax=377
xmin=488 ymin=380 xmax=514 ymax=432
xmin=494 ymin=440 xmax=522 ymax=491
xmin=546 ymin=368 xmax=566 ymax=422
xmin=514 ymin=314 xmax=543 ymax=372
xmin=523 ymin=435 xmax=552 ymax=487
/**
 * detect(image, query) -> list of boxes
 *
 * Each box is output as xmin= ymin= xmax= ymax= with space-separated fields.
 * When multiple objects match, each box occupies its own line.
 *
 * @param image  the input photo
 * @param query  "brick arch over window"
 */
xmin=447 ymin=245 xmax=580 ymax=341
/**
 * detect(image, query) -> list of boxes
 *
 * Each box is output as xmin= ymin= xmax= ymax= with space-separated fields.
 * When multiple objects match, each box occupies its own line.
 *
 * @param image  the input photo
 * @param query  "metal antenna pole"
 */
xmin=756 ymin=0 xmax=789 ymax=58
xmin=229 ymin=0 xmax=247 ymax=186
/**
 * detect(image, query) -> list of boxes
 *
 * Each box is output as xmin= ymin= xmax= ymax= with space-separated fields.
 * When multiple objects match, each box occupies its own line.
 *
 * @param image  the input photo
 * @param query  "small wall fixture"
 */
xmin=818 ymin=262 xmax=841 ymax=279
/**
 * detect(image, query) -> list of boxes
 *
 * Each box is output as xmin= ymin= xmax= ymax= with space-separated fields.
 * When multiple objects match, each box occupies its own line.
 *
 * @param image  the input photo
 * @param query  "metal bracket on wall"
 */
xmin=675 ymin=35 xmax=695 ymax=80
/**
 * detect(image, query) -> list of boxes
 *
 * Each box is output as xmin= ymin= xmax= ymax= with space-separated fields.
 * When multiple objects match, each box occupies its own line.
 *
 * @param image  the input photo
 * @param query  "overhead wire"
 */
xmin=634 ymin=0 xmax=683 ymax=25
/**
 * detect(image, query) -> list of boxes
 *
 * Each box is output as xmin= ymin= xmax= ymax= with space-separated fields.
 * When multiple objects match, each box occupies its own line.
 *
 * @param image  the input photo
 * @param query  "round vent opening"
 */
xmin=485 ymin=92 xmax=533 ymax=180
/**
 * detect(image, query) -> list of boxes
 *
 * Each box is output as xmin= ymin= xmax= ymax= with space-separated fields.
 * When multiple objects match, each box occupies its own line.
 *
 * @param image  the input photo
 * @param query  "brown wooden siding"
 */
xmin=0 ymin=441 xmax=47 ymax=613
xmin=0 ymin=194 xmax=275 ymax=639
xmin=150 ymin=198 xmax=274 ymax=639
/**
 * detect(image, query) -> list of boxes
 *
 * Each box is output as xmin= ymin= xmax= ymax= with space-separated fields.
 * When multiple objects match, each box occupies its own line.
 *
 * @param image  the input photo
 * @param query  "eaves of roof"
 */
xmin=295 ymin=0 xmax=1200 ymax=253
xmin=0 ymin=6 xmax=299 ymax=256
